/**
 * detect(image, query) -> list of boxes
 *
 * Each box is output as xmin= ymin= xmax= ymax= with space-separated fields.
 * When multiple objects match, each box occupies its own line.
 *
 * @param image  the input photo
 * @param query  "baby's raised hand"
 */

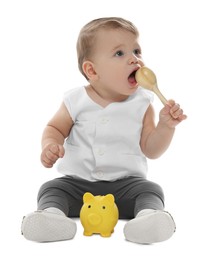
xmin=41 ymin=143 xmax=65 ymax=168
xmin=159 ymin=100 xmax=187 ymax=128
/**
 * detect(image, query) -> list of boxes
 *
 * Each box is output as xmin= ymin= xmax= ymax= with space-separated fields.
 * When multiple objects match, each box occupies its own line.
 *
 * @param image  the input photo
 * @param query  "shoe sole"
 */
xmin=124 ymin=211 xmax=176 ymax=244
xmin=21 ymin=211 xmax=77 ymax=242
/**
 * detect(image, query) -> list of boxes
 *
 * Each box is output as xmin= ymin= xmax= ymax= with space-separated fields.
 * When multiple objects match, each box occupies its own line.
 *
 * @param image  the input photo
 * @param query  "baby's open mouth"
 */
xmin=128 ymin=70 xmax=137 ymax=85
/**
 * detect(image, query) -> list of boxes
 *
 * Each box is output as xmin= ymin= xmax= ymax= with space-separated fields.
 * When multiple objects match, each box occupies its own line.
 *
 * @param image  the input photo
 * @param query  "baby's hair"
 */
xmin=76 ymin=17 xmax=139 ymax=79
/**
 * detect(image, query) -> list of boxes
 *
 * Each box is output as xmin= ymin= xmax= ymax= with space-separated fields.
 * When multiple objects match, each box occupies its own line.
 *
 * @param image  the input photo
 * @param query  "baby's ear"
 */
xmin=82 ymin=61 xmax=98 ymax=81
xmin=83 ymin=192 xmax=94 ymax=203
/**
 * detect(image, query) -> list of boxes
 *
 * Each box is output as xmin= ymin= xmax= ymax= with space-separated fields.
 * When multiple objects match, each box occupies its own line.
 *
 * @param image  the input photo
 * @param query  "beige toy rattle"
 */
xmin=135 ymin=66 xmax=167 ymax=105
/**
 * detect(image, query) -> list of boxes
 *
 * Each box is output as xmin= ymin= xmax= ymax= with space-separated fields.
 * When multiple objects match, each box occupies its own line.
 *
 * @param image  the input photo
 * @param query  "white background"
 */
xmin=0 ymin=0 xmax=202 ymax=259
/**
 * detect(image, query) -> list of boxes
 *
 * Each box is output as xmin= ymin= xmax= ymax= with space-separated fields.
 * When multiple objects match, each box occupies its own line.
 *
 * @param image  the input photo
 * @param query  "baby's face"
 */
xmin=89 ymin=28 xmax=145 ymax=98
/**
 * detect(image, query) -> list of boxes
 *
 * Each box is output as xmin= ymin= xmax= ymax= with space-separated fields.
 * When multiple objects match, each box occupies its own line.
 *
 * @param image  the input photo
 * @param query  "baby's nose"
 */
xmin=128 ymin=53 xmax=139 ymax=64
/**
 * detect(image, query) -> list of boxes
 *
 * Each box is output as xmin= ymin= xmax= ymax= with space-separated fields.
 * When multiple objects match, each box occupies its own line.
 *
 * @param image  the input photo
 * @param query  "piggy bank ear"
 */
xmin=83 ymin=192 xmax=94 ymax=203
xmin=104 ymin=194 xmax=115 ymax=205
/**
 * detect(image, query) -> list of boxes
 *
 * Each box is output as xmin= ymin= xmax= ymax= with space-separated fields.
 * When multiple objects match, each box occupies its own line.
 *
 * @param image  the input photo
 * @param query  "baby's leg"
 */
xmin=21 ymin=177 xmax=83 ymax=242
xmin=123 ymin=179 xmax=176 ymax=244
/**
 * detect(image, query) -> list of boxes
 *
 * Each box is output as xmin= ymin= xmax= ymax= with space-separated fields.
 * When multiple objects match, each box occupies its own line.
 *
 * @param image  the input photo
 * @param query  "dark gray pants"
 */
xmin=37 ymin=176 xmax=164 ymax=219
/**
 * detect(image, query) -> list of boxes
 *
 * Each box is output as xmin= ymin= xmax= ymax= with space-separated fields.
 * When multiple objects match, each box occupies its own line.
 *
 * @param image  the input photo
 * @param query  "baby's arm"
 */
xmin=41 ymin=102 xmax=74 ymax=168
xmin=140 ymin=100 xmax=187 ymax=159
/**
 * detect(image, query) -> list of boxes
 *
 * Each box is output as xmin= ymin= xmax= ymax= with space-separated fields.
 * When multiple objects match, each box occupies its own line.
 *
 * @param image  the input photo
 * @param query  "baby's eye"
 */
xmin=133 ymin=48 xmax=142 ymax=56
xmin=115 ymin=50 xmax=124 ymax=57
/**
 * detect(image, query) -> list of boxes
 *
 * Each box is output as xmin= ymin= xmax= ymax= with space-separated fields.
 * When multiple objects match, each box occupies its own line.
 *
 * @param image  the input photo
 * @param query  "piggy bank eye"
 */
xmin=102 ymin=206 xmax=106 ymax=209
xmin=88 ymin=205 xmax=91 ymax=208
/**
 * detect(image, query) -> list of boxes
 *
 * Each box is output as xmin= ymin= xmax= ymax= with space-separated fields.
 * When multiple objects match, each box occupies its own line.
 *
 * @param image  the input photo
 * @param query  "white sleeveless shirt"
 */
xmin=57 ymin=86 xmax=153 ymax=182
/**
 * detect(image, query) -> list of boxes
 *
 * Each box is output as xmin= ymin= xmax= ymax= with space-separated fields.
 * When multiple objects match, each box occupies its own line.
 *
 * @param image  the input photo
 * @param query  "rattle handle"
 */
xmin=153 ymin=85 xmax=168 ymax=105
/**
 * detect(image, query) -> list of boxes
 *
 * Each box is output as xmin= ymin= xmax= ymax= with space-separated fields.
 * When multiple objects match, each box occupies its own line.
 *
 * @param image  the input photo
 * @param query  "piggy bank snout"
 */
xmin=87 ymin=213 xmax=102 ymax=226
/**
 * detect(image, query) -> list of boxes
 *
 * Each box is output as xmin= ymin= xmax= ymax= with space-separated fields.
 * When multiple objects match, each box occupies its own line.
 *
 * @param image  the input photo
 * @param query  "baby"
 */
xmin=21 ymin=17 xmax=186 ymax=244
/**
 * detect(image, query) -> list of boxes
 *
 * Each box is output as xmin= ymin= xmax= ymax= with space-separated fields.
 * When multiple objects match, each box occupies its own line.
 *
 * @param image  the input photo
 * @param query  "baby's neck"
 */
xmin=86 ymin=85 xmax=129 ymax=108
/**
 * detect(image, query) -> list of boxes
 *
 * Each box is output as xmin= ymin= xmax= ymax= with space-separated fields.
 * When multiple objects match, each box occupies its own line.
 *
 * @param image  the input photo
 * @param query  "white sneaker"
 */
xmin=21 ymin=210 xmax=77 ymax=242
xmin=124 ymin=210 xmax=176 ymax=244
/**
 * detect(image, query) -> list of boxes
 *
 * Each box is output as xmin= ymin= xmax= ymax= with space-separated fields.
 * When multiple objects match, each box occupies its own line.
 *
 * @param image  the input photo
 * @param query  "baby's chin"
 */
xmin=127 ymin=84 xmax=139 ymax=92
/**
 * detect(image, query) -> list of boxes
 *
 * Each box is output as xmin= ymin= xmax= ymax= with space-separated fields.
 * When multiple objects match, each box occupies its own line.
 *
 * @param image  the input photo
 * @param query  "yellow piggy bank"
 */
xmin=80 ymin=192 xmax=119 ymax=237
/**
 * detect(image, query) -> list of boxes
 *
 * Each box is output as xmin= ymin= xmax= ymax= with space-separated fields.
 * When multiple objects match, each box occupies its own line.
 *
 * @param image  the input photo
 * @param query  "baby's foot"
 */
xmin=21 ymin=210 xmax=77 ymax=242
xmin=124 ymin=210 xmax=176 ymax=244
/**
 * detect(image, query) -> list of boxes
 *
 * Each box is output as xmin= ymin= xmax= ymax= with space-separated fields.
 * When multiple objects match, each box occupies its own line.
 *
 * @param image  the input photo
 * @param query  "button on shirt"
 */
xmin=57 ymin=86 xmax=153 ymax=181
